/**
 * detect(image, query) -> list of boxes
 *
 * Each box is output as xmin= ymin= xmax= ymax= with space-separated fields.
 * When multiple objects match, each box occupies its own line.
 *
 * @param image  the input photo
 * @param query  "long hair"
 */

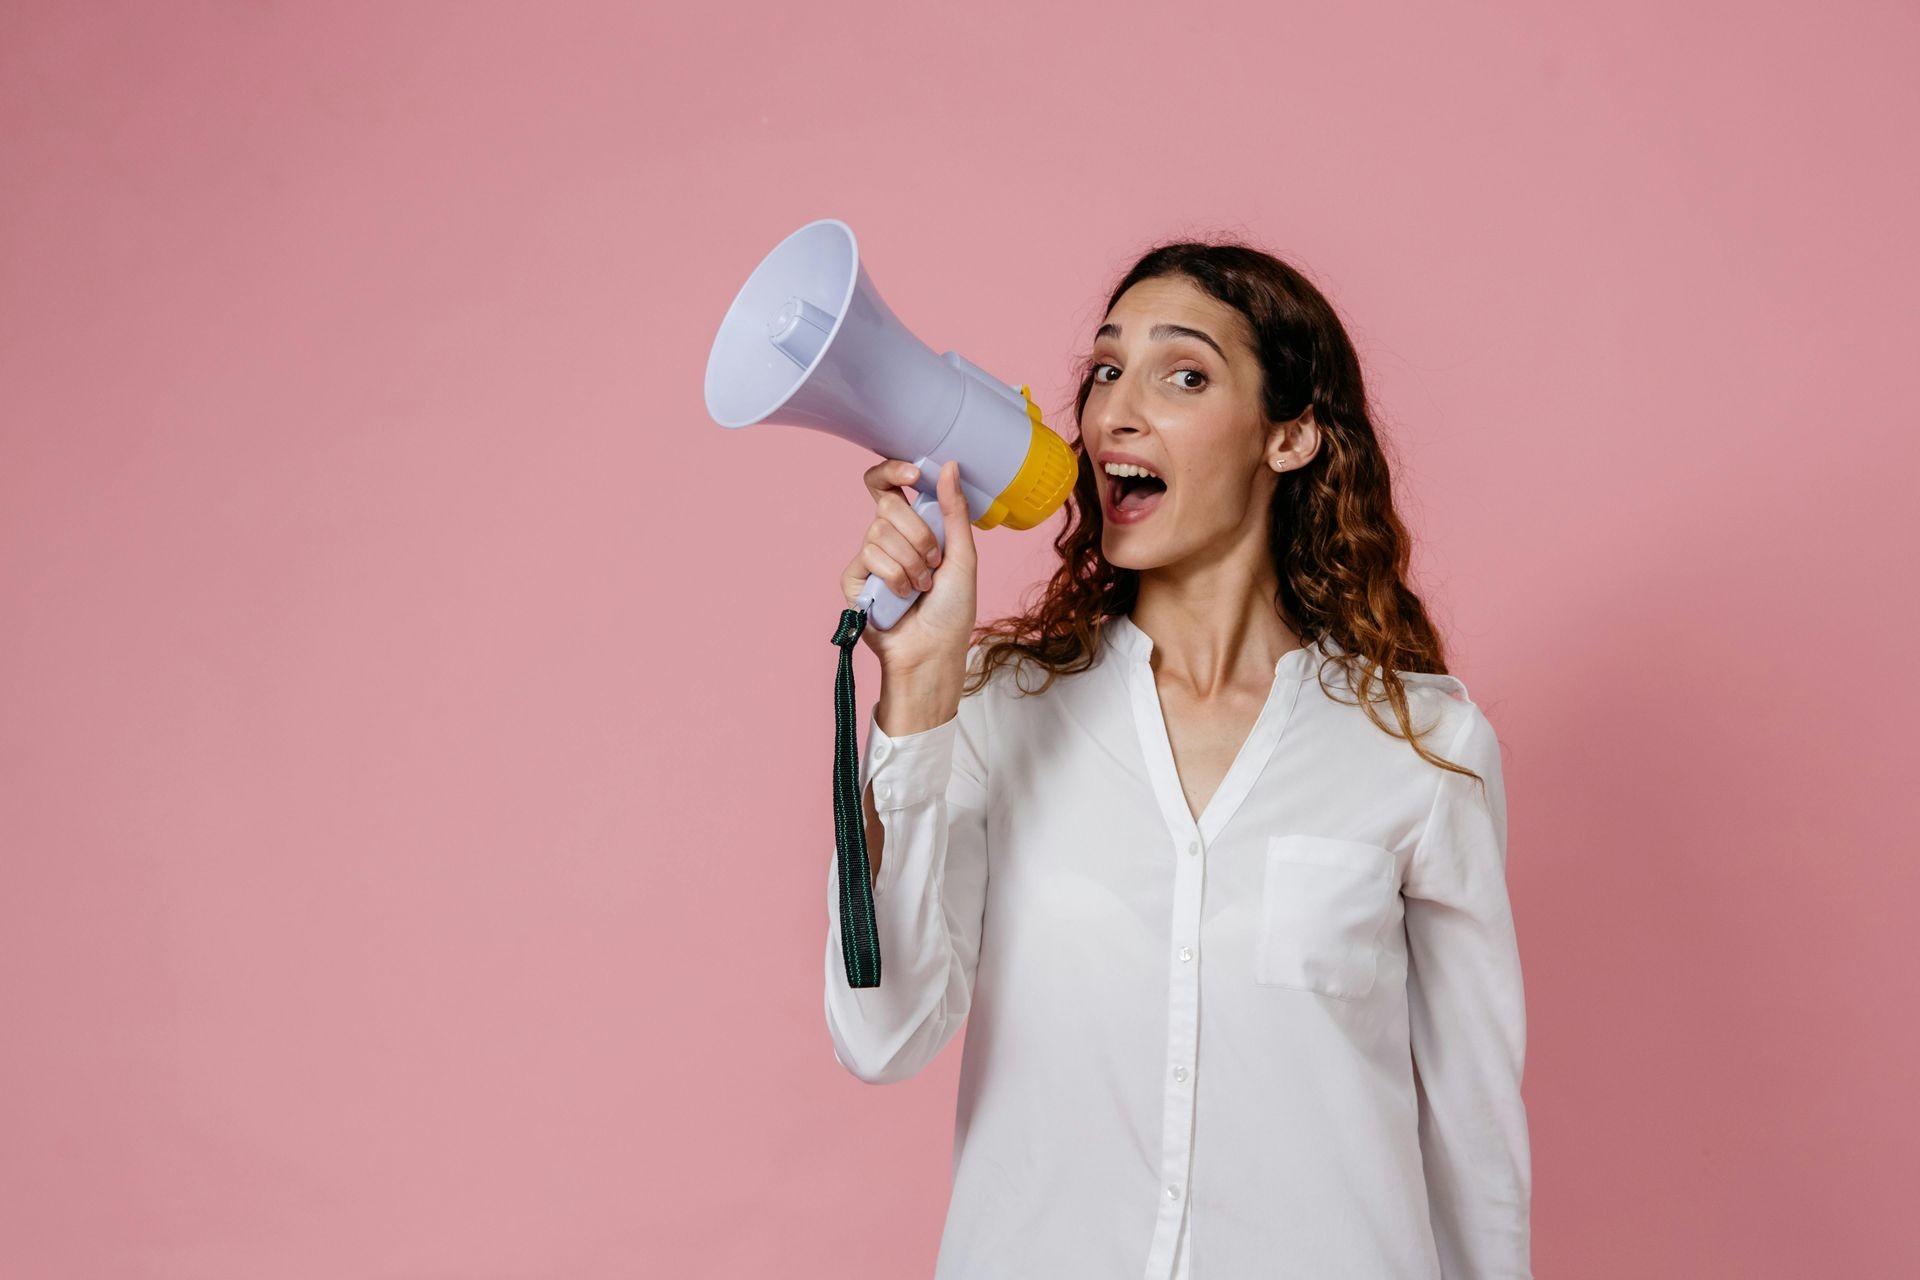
xmin=963 ymin=236 xmax=1482 ymax=782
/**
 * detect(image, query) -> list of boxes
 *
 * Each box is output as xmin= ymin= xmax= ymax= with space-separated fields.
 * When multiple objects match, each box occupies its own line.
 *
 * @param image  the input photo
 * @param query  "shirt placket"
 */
xmin=1127 ymin=661 xmax=1206 ymax=1280
xmin=1123 ymin=634 xmax=1304 ymax=1280
xmin=1152 ymin=824 xmax=1203 ymax=1279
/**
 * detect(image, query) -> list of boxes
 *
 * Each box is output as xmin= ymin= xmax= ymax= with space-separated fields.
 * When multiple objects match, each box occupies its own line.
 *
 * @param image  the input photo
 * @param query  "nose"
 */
xmin=1088 ymin=367 xmax=1146 ymax=441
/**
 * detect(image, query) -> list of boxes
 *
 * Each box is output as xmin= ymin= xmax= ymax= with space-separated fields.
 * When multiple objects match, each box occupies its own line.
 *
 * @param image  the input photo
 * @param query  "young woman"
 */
xmin=824 ymin=241 xmax=1532 ymax=1279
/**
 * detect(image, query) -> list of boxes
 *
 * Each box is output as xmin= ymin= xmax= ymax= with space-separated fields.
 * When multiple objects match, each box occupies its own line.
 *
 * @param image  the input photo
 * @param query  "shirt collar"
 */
xmin=1103 ymin=612 xmax=1340 ymax=678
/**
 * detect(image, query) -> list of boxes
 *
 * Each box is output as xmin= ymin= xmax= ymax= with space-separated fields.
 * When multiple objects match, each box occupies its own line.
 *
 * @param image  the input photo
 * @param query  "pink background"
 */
xmin=3 ymin=2 xmax=1916 ymax=1275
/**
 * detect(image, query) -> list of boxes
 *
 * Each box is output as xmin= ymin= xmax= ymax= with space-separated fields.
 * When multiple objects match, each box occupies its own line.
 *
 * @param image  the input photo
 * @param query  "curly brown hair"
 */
xmin=962 ymin=236 xmax=1482 ymax=783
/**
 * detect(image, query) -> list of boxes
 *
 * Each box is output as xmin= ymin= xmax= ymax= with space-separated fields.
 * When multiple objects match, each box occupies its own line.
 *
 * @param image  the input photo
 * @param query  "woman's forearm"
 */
xmin=862 ymin=662 xmax=965 ymax=887
xmin=875 ymin=662 xmax=964 ymax=736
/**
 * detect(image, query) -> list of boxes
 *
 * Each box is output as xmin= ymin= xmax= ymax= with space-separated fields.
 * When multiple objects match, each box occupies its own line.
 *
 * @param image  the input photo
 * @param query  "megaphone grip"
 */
xmin=830 ymin=607 xmax=883 ymax=987
xmin=858 ymin=487 xmax=948 ymax=632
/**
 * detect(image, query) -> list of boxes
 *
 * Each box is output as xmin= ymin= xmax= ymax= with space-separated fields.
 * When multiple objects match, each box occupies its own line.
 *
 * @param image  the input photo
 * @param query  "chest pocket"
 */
xmin=1255 ymin=835 xmax=1399 ymax=1000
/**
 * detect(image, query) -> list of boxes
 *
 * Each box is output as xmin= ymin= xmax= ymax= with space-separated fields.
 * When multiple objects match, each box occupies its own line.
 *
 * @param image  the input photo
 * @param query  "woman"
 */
xmin=824 ymin=240 xmax=1532 ymax=1279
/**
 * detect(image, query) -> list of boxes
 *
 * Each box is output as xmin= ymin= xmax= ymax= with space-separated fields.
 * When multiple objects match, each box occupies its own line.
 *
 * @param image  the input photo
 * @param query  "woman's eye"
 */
xmin=1090 ymin=362 xmax=1206 ymax=389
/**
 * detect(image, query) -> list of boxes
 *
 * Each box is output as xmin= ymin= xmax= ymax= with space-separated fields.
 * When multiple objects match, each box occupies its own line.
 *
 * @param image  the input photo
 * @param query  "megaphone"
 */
xmin=703 ymin=217 xmax=1077 ymax=630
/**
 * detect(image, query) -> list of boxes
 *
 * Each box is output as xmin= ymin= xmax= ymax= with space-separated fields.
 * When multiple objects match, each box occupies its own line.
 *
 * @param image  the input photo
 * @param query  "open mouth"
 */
xmin=1106 ymin=472 xmax=1168 ymax=522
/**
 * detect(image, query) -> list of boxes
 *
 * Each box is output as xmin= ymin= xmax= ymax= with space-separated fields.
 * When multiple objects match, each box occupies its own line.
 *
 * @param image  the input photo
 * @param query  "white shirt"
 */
xmin=824 ymin=612 xmax=1532 ymax=1278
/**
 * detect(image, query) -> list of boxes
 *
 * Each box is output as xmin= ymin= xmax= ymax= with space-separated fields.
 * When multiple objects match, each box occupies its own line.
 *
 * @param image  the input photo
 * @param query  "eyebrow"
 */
xmin=1094 ymin=321 xmax=1226 ymax=361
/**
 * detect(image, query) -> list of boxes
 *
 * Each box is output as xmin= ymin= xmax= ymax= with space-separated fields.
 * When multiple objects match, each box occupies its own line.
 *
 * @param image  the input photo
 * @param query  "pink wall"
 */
xmin=3 ymin=1 xmax=1916 ymax=1275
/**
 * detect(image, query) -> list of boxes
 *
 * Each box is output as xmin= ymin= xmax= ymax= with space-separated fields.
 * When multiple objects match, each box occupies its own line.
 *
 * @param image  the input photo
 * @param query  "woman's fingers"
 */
xmin=862 ymin=457 xmax=922 ymax=501
xmin=847 ymin=457 xmax=951 ymax=602
xmin=935 ymin=460 xmax=975 ymax=566
xmin=861 ymin=542 xmax=920 ymax=599
xmin=878 ymin=496 xmax=940 ymax=572
xmin=863 ymin=458 xmax=941 ymax=566
xmin=866 ymin=517 xmax=933 ymax=594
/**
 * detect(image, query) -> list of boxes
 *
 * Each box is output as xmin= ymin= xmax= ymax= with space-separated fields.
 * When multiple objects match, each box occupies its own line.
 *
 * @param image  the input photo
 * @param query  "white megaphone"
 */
xmin=703 ymin=218 xmax=1078 ymax=630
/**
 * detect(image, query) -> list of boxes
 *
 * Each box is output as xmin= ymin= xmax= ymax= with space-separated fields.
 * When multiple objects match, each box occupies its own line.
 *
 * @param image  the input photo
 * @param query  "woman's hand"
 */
xmin=841 ymin=457 xmax=977 ymax=677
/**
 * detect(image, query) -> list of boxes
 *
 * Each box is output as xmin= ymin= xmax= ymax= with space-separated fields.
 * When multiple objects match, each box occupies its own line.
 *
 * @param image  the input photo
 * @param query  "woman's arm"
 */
xmin=1404 ymin=704 xmax=1534 ymax=1278
xmin=858 ymin=662 xmax=965 ymax=888
xmin=823 ymin=651 xmax=989 ymax=1086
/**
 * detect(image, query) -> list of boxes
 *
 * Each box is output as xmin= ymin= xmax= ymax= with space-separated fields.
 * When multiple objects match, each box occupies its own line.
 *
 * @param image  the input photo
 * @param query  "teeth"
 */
xmin=1102 ymin=462 xmax=1161 ymax=479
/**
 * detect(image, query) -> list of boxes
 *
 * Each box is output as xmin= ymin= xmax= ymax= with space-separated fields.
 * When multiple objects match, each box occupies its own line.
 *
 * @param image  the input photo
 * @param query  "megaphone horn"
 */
xmin=703 ymin=217 xmax=1076 ymax=631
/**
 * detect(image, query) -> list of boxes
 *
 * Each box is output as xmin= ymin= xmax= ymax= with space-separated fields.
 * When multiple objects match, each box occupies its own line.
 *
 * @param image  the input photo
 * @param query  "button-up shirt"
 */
xmin=823 ymin=612 xmax=1532 ymax=1278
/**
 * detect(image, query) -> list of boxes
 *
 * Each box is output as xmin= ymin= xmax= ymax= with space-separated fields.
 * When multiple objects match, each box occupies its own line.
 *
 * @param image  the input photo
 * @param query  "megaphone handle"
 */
xmin=858 ymin=485 xmax=948 ymax=632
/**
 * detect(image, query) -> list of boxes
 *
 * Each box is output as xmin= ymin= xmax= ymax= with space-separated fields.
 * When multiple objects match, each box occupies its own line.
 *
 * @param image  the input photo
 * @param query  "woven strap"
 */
xmin=831 ymin=607 xmax=881 ymax=987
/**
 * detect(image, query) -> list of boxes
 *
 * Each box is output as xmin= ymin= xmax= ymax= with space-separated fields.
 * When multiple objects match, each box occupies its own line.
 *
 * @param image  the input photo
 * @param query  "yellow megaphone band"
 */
xmin=973 ymin=385 xmax=1079 ymax=531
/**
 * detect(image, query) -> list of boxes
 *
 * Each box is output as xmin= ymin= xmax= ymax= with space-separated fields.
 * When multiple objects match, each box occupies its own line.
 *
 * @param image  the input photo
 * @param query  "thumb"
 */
xmin=937 ymin=459 xmax=977 ymax=565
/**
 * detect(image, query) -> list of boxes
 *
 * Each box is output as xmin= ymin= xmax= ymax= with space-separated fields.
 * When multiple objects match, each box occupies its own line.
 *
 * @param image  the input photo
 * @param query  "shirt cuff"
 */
xmin=861 ymin=700 xmax=959 ymax=810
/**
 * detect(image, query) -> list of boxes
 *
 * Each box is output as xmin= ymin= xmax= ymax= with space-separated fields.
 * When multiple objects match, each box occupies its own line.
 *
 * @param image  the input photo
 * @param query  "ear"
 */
xmin=1267 ymin=405 xmax=1319 ymax=471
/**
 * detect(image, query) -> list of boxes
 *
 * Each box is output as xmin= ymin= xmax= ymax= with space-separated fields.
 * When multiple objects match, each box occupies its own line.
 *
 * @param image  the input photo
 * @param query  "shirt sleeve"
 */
xmin=822 ymin=659 xmax=990 ymax=1085
xmin=1403 ymin=703 xmax=1534 ymax=1278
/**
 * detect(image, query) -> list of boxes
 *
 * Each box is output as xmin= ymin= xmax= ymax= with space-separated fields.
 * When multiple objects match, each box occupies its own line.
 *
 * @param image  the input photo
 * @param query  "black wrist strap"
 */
xmin=831 ymin=607 xmax=881 ymax=988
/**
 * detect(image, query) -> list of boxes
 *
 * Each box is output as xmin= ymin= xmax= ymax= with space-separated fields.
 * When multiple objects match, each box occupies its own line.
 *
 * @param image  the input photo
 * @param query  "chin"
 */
xmin=1100 ymin=539 xmax=1162 ymax=572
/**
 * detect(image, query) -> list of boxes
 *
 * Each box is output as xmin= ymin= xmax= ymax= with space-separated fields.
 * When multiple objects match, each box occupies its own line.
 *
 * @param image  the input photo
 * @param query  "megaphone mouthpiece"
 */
xmin=768 ymin=296 xmax=836 ymax=371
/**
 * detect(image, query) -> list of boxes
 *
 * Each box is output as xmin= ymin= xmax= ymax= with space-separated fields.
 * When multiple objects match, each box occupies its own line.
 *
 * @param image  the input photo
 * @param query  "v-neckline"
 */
xmin=1108 ymin=614 xmax=1316 ymax=846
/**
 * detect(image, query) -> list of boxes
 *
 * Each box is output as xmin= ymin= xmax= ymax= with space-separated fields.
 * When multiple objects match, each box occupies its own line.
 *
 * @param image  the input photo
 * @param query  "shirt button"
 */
xmin=1187 ymin=839 xmax=1199 ymax=856
xmin=875 ymin=783 xmax=891 ymax=802
xmin=1173 ymin=1066 xmax=1188 ymax=1082
xmin=1167 ymin=1184 xmax=1182 ymax=1200
xmin=1178 ymin=946 xmax=1192 ymax=962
